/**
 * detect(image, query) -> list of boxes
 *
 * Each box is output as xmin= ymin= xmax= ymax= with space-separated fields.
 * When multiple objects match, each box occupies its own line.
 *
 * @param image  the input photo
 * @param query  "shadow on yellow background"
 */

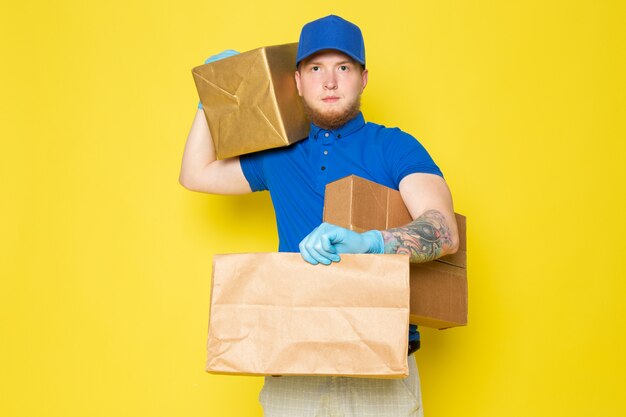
xmin=2 ymin=1 xmax=625 ymax=416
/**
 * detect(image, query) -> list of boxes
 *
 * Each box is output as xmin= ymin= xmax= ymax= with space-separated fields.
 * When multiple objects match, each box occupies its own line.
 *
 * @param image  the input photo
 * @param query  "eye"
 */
xmin=339 ymin=65 xmax=349 ymax=72
xmin=311 ymin=66 xmax=320 ymax=72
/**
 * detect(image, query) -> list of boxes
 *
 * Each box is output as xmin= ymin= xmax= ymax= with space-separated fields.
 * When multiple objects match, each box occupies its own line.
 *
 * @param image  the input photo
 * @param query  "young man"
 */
xmin=180 ymin=14 xmax=458 ymax=417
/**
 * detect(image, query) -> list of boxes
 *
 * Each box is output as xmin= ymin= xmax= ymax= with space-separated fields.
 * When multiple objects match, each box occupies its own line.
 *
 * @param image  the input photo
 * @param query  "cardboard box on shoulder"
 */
xmin=192 ymin=43 xmax=309 ymax=160
xmin=323 ymin=175 xmax=468 ymax=329
xmin=207 ymin=253 xmax=410 ymax=378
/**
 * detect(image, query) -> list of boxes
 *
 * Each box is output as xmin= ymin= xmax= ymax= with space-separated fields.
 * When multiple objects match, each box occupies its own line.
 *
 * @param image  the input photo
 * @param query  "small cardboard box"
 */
xmin=323 ymin=175 xmax=468 ymax=329
xmin=192 ymin=43 xmax=309 ymax=159
xmin=207 ymin=253 xmax=410 ymax=378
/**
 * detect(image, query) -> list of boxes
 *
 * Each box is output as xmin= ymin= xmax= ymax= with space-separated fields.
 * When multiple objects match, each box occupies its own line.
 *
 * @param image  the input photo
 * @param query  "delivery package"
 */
xmin=192 ymin=43 xmax=309 ymax=159
xmin=207 ymin=252 xmax=410 ymax=377
xmin=323 ymin=175 xmax=468 ymax=329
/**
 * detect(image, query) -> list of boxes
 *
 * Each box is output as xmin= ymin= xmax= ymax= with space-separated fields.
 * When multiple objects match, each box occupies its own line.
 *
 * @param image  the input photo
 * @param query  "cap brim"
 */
xmin=296 ymin=47 xmax=365 ymax=67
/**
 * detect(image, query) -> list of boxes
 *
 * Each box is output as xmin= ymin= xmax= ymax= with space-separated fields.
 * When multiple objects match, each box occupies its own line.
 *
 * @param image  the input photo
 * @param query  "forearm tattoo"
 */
xmin=381 ymin=209 xmax=453 ymax=263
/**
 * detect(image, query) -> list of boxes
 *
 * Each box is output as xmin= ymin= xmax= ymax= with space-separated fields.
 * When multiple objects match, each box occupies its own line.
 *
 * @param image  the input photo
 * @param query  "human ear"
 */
xmin=361 ymin=68 xmax=369 ymax=91
xmin=294 ymin=71 xmax=303 ymax=96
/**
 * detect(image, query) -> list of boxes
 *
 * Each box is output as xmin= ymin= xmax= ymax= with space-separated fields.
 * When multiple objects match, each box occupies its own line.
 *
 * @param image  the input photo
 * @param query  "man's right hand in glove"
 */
xmin=197 ymin=49 xmax=239 ymax=109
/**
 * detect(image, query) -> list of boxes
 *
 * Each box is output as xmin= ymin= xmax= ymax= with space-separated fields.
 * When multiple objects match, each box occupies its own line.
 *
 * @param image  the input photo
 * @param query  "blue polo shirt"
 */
xmin=240 ymin=112 xmax=440 ymax=345
xmin=240 ymin=112 xmax=443 ymax=252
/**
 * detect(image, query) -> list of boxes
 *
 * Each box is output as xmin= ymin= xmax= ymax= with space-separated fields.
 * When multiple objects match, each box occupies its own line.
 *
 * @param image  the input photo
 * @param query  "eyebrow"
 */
xmin=306 ymin=60 xmax=354 ymax=66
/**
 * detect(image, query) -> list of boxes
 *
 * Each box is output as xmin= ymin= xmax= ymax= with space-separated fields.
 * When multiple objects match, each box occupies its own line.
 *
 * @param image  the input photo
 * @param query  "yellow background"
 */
xmin=2 ymin=1 xmax=625 ymax=416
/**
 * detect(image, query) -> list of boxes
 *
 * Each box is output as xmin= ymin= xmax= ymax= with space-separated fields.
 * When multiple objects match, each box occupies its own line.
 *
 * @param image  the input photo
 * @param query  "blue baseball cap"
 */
xmin=296 ymin=15 xmax=365 ymax=68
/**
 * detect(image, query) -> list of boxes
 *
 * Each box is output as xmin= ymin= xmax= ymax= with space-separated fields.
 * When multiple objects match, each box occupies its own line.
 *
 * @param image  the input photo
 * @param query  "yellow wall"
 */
xmin=2 ymin=1 xmax=625 ymax=416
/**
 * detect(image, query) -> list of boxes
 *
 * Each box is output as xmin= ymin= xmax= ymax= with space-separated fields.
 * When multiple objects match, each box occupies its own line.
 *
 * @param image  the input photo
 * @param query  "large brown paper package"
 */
xmin=324 ymin=175 xmax=468 ymax=329
xmin=192 ymin=43 xmax=309 ymax=159
xmin=207 ymin=253 xmax=410 ymax=378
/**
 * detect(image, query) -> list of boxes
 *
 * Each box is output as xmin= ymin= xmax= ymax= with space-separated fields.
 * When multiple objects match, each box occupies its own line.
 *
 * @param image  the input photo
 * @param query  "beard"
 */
xmin=301 ymin=95 xmax=362 ymax=131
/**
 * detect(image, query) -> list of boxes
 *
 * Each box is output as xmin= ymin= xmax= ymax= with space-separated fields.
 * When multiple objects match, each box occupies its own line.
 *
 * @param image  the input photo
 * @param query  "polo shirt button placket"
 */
xmin=320 ymin=131 xmax=332 ymax=173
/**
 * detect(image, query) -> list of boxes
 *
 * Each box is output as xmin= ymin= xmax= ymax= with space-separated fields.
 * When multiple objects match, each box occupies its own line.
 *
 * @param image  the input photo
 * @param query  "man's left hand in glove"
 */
xmin=298 ymin=223 xmax=384 ymax=265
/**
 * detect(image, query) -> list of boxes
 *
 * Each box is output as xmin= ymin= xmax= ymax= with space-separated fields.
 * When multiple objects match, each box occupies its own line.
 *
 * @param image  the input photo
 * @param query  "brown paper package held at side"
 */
xmin=323 ymin=175 xmax=468 ymax=329
xmin=207 ymin=253 xmax=410 ymax=378
xmin=192 ymin=43 xmax=309 ymax=160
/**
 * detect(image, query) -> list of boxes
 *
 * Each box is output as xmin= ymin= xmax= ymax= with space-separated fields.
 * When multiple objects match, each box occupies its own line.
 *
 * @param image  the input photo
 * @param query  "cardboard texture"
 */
xmin=207 ymin=253 xmax=410 ymax=378
xmin=192 ymin=43 xmax=309 ymax=159
xmin=323 ymin=175 xmax=468 ymax=329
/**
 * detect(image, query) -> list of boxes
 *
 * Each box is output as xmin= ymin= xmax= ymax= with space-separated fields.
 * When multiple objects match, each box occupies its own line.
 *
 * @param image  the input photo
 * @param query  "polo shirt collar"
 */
xmin=309 ymin=112 xmax=366 ymax=140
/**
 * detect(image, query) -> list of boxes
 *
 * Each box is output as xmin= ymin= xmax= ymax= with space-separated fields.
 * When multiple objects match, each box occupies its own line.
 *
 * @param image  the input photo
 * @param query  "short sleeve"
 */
xmin=239 ymin=152 xmax=268 ymax=192
xmin=383 ymin=129 xmax=443 ymax=188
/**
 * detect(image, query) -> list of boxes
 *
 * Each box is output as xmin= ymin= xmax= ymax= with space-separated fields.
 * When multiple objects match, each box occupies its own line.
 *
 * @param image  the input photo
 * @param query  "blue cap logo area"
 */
xmin=296 ymin=15 xmax=365 ymax=68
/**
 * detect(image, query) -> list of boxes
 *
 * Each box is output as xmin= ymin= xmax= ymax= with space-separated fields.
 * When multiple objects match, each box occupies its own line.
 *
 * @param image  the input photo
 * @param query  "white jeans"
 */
xmin=259 ymin=354 xmax=423 ymax=417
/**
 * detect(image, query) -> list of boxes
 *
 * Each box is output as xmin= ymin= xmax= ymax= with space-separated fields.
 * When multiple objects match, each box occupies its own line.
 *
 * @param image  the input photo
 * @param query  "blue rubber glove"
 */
xmin=298 ymin=223 xmax=385 ymax=265
xmin=197 ymin=49 xmax=240 ymax=109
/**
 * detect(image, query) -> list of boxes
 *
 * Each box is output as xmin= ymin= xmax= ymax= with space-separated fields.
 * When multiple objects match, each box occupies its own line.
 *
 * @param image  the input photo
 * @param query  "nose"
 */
xmin=324 ymin=73 xmax=337 ymax=90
